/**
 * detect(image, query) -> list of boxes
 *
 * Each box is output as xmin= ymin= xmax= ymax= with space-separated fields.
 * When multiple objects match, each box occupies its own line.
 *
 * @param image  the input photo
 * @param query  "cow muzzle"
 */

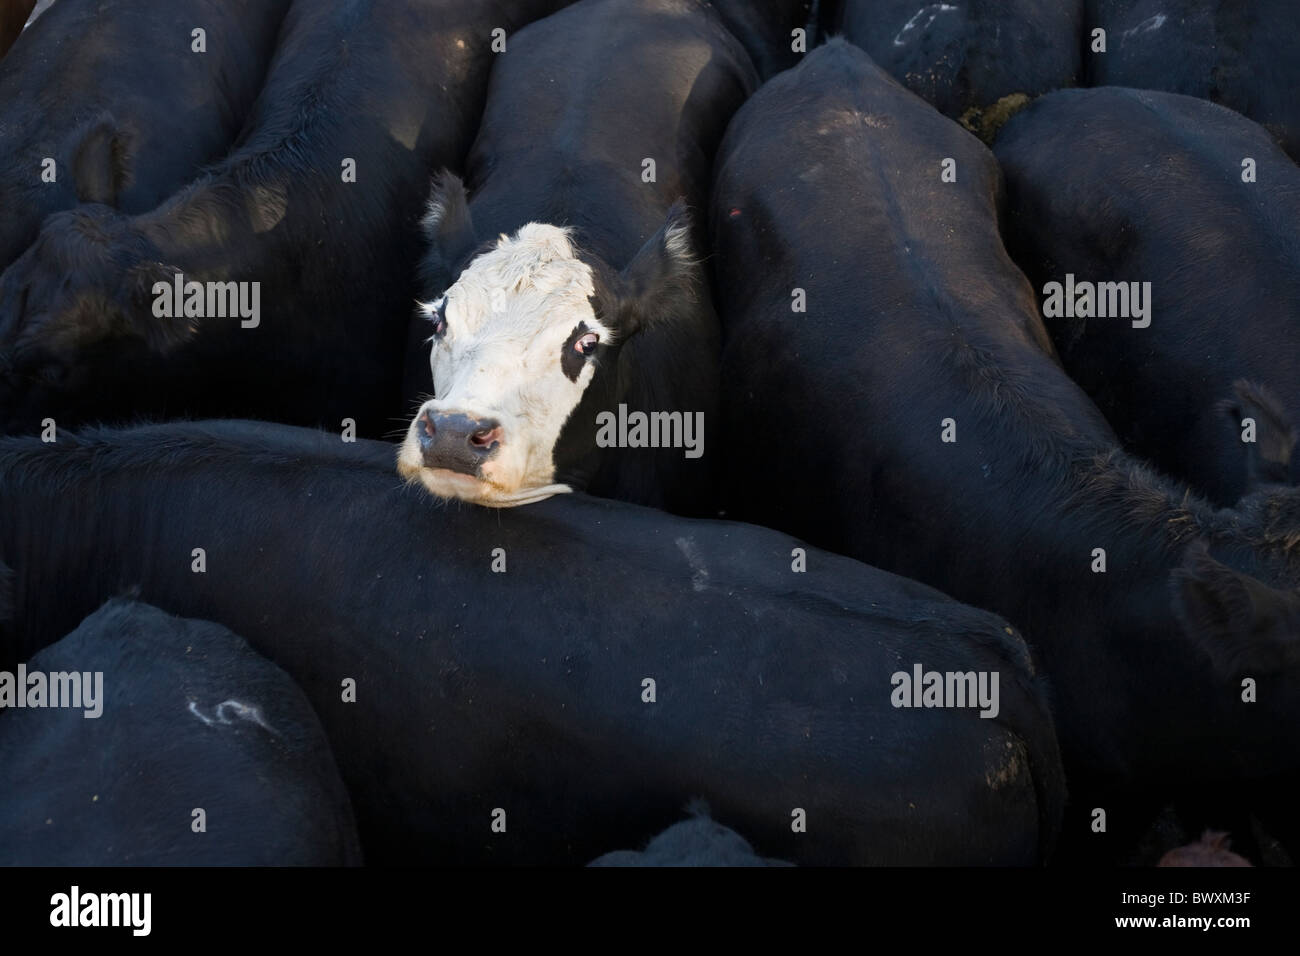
xmin=416 ymin=409 xmax=503 ymax=476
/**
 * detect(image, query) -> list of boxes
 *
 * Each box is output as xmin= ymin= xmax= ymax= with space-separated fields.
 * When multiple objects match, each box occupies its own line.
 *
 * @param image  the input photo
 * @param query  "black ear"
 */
xmin=420 ymin=171 xmax=479 ymax=292
xmin=69 ymin=112 xmax=135 ymax=206
xmin=617 ymin=199 xmax=701 ymax=334
xmin=1171 ymin=541 xmax=1300 ymax=675
xmin=1219 ymin=379 xmax=1297 ymax=493
xmin=125 ymin=261 xmax=193 ymax=354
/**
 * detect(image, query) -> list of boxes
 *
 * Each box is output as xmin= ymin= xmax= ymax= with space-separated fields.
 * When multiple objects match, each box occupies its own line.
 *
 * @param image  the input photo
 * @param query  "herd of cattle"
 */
xmin=0 ymin=0 xmax=1296 ymax=867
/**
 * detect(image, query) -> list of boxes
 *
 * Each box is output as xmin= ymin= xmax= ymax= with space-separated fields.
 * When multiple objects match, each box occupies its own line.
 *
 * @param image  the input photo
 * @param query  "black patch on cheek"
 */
xmin=552 ymin=332 xmax=624 ymax=494
xmin=561 ymin=320 xmax=591 ymax=382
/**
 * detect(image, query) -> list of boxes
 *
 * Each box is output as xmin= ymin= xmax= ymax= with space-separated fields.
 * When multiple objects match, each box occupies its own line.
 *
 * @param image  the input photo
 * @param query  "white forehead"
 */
xmin=420 ymin=223 xmax=613 ymax=344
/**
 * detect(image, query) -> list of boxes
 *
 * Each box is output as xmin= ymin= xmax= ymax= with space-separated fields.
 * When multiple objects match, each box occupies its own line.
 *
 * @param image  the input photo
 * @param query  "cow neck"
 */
xmin=134 ymin=172 xmax=275 ymax=281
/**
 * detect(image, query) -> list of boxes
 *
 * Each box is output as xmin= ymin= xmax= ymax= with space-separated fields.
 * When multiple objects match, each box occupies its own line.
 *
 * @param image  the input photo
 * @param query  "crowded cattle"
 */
xmin=0 ymin=419 xmax=1065 ymax=864
xmin=1086 ymin=0 xmax=1300 ymax=162
xmin=0 ymin=0 xmax=289 ymax=272
xmin=830 ymin=0 xmax=1084 ymax=141
xmin=0 ymin=0 xmax=569 ymax=435
xmin=996 ymin=87 xmax=1300 ymax=505
xmin=709 ymin=39 xmax=1300 ymax=861
xmin=0 ymin=0 xmax=1296 ymax=870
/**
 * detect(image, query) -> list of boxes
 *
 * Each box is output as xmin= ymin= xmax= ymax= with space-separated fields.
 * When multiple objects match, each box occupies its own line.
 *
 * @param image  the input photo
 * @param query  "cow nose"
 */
xmin=417 ymin=410 xmax=503 ymax=475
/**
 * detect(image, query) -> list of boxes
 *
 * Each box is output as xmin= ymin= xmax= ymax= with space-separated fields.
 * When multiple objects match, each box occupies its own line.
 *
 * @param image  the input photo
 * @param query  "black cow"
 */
xmin=710 ymin=40 xmax=1300 ymax=859
xmin=0 ymin=419 xmax=1065 ymax=865
xmin=709 ymin=0 xmax=812 ymax=79
xmin=0 ymin=0 xmax=572 ymax=437
xmin=995 ymin=87 xmax=1300 ymax=506
xmin=0 ymin=0 xmax=35 ymax=60
xmin=0 ymin=0 xmax=289 ymax=271
xmin=1087 ymin=0 xmax=1300 ymax=162
xmin=404 ymin=0 xmax=757 ymax=514
xmin=0 ymin=598 xmax=361 ymax=865
xmin=834 ymin=0 xmax=1083 ymax=141
xmin=589 ymin=805 xmax=793 ymax=866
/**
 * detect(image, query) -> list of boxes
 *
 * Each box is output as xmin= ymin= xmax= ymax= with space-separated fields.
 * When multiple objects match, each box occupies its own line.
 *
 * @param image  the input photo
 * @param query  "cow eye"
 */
xmin=428 ymin=298 xmax=448 ymax=339
xmin=574 ymin=331 xmax=599 ymax=355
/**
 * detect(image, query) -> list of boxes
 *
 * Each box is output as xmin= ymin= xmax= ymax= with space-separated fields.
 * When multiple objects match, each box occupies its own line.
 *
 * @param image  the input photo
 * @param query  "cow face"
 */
xmin=0 ymin=205 xmax=179 ymax=385
xmin=398 ymin=173 xmax=698 ymax=507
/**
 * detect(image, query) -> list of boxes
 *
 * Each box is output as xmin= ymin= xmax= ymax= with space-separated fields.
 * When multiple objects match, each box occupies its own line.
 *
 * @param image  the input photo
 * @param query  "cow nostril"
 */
xmin=470 ymin=425 xmax=502 ymax=449
xmin=419 ymin=411 xmax=436 ymax=439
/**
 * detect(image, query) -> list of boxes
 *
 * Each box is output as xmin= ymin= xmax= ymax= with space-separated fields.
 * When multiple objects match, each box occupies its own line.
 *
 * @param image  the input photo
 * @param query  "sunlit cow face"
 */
xmin=397 ymin=173 xmax=699 ymax=507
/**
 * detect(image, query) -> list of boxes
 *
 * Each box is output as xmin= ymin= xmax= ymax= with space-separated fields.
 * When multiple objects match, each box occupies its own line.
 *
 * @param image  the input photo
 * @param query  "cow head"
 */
xmin=0 ymin=204 xmax=182 ymax=391
xmin=398 ymin=173 xmax=700 ymax=507
xmin=1218 ymin=379 xmax=1298 ymax=495
xmin=0 ymin=110 xmax=138 ymax=270
xmin=1172 ymin=538 xmax=1300 ymax=676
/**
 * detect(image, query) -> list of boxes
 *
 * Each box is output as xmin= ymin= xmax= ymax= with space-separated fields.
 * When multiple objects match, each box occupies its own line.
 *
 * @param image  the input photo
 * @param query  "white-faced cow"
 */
xmin=399 ymin=0 xmax=758 ymax=514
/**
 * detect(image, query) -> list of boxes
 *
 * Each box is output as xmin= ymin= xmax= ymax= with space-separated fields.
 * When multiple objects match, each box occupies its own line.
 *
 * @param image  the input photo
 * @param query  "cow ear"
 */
xmin=125 ymin=261 xmax=193 ymax=354
xmin=1219 ymin=379 xmax=1297 ymax=494
xmin=68 ymin=112 xmax=135 ymax=207
xmin=617 ymin=199 xmax=700 ymax=334
xmin=420 ymin=171 xmax=479 ymax=291
xmin=1171 ymin=542 xmax=1300 ymax=675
